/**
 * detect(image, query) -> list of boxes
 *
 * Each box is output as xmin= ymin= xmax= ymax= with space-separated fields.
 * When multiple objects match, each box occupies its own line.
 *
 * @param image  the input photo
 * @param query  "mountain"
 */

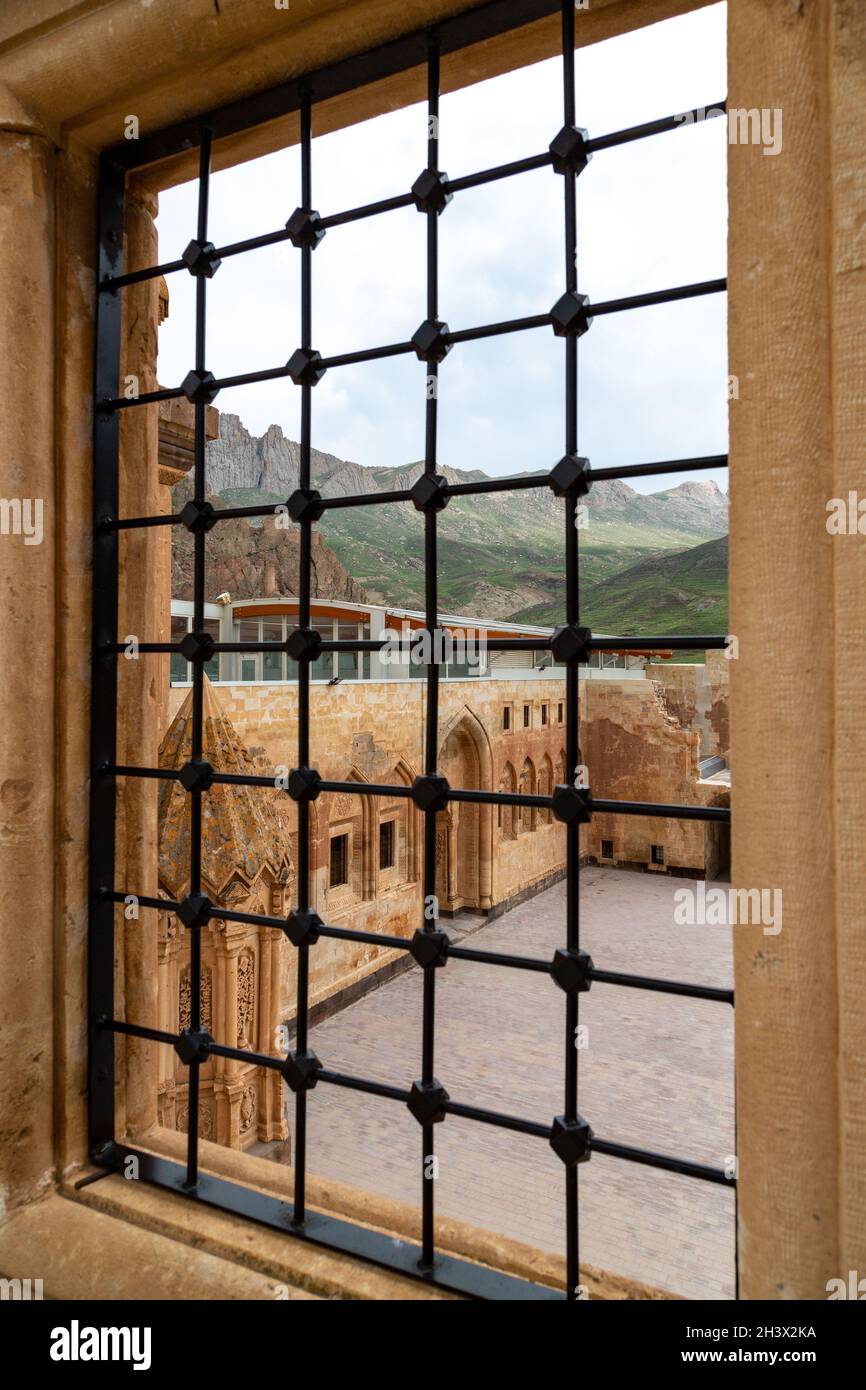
xmin=512 ymin=535 xmax=728 ymax=634
xmin=202 ymin=413 xmax=728 ymax=620
xmin=171 ymin=477 xmax=368 ymax=605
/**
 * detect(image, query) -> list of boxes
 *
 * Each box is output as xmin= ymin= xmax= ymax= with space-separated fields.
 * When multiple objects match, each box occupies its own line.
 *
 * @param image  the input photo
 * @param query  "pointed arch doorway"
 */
xmin=436 ymin=709 xmax=493 ymax=914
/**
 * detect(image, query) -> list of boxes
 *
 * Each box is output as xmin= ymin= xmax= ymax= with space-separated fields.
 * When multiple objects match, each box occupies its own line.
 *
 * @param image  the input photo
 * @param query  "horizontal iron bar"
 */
xmin=97 ymin=890 xmax=731 ymax=1002
xmin=317 ymin=1068 xmax=409 ymax=1104
xmin=585 ymin=100 xmax=727 ymax=153
xmin=590 ymin=1138 xmax=734 ymax=1187
xmin=447 ymin=944 xmax=552 ymax=972
xmin=448 ymin=149 xmax=553 ymax=192
xmin=591 ymin=636 xmax=728 ymax=651
xmin=320 ymin=340 xmax=414 ymax=370
xmin=588 ymin=968 xmax=733 ymax=1005
xmin=101 ymin=764 xmax=728 ymax=821
xmin=590 ymin=278 xmax=726 ymax=318
xmin=591 ymin=453 xmax=728 ymax=483
xmin=103 ymin=1021 xmax=734 ymax=1184
xmin=445 ymin=312 xmax=551 ymax=345
xmin=102 ymin=277 xmax=727 ymax=412
xmin=105 ymin=454 xmax=728 ymax=530
xmin=104 ymin=257 xmax=185 ymax=290
xmin=318 ymin=488 xmax=413 ymax=509
xmin=106 ymin=1146 xmax=561 ymax=1299
xmin=101 ymin=890 xmax=172 ymax=912
xmin=591 ymin=797 xmax=729 ymax=822
xmin=104 ymin=97 xmax=726 ymax=291
xmin=320 ymin=190 xmax=415 ymax=229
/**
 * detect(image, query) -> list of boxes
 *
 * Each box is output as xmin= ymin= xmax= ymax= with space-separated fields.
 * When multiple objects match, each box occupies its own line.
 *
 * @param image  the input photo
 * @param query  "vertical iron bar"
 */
xmin=420 ymin=31 xmax=441 ymax=1272
xmin=561 ymin=0 xmax=581 ymax=1302
xmin=89 ymin=155 xmax=126 ymax=1163
xmin=186 ymin=126 xmax=214 ymax=1189
xmin=293 ymin=90 xmax=314 ymax=1226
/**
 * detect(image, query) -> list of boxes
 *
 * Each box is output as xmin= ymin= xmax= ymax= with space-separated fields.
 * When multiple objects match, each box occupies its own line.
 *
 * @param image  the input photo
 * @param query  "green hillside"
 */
xmin=512 ymin=535 xmax=728 ymax=635
xmin=218 ymin=474 xmax=727 ymax=620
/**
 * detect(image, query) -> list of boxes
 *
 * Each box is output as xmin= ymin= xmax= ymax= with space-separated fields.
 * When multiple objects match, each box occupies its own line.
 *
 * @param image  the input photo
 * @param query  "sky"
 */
xmin=156 ymin=2 xmax=728 ymax=496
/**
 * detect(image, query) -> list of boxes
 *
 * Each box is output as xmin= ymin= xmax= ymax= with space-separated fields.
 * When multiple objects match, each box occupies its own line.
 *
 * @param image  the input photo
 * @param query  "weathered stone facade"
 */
xmin=160 ymin=663 xmax=729 ymax=1081
xmin=157 ymin=681 xmax=292 ymax=1150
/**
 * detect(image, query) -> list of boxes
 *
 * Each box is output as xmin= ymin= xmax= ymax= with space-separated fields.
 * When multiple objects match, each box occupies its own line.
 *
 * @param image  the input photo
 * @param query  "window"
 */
xmin=601 ymin=839 xmax=614 ymax=860
xmin=651 ymin=844 xmax=665 ymax=866
xmin=330 ymin=833 xmax=349 ymax=888
xmin=337 ymin=621 xmax=360 ymax=680
xmin=171 ymin=614 xmax=219 ymax=683
xmin=541 ymin=703 xmax=549 ymax=727
xmin=502 ymin=706 xmax=511 ymax=732
xmin=262 ymin=618 xmax=284 ymax=682
xmin=92 ymin=0 xmax=732 ymax=1304
xmin=557 ymin=702 xmax=564 ymax=724
xmin=379 ymin=819 xmax=395 ymax=871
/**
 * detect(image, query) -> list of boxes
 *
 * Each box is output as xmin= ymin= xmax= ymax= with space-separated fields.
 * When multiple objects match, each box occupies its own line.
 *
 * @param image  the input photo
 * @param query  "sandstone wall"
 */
xmin=164 ymin=674 xmax=727 ymax=1017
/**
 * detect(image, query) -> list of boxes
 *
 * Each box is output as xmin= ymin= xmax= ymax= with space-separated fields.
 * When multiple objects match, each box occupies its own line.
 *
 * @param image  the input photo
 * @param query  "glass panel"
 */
xmin=238 ymin=619 xmax=259 ymax=682
xmin=203 ymin=618 xmax=220 ymax=682
xmin=170 ymin=616 xmax=189 ymax=683
xmin=337 ymin=621 xmax=359 ymax=680
xmin=311 ymin=622 xmax=333 ymax=681
xmin=262 ymin=618 xmax=284 ymax=682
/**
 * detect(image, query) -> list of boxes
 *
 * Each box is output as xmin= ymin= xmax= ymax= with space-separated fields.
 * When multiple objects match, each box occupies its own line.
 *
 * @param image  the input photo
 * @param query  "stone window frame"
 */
xmin=5 ymin=0 xmax=857 ymax=1305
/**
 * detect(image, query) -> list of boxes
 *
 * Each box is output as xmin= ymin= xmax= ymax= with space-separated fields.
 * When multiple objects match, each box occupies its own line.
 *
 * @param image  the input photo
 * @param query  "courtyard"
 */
xmin=306 ymin=867 xmax=735 ymax=1299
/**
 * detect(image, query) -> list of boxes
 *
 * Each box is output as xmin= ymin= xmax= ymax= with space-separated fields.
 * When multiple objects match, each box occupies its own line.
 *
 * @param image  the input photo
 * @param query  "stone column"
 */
xmin=729 ymin=0 xmax=866 ymax=1296
xmin=0 ymin=91 xmax=55 ymax=1211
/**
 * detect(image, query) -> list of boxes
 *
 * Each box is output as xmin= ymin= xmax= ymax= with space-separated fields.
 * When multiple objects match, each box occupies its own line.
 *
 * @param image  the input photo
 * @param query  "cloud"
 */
xmin=156 ymin=2 xmax=728 ymax=496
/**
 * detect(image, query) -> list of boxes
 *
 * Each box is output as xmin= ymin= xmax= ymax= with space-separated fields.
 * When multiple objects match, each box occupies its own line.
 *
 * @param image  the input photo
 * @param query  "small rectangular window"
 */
xmin=379 ymin=820 xmax=395 ymax=871
xmin=557 ymin=702 xmax=564 ymax=723
xmin=502 ymin=706 xmax=511 ymax=731
xmin=330 ymin=833 xmax=349 ymax=887
xmin=651 ymin=844 xmax=665 ymax=865
xmin=601 ymin=839 xmax=614 ymax=860
xmin=541 ymin=704 xmax=549 ymax=726
xmin=523 ymin=704 xmax=531 ymax=728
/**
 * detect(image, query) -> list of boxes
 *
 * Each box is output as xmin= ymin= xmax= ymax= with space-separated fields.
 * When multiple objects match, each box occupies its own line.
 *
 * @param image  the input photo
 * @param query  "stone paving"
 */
xmin=306 ymin=867 xmax=735 ymax=1299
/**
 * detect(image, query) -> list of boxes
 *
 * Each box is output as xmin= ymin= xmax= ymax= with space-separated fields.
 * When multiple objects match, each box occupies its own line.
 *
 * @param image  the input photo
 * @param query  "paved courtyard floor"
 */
xmin=305 ymin=867 xmax=735 ymax=1299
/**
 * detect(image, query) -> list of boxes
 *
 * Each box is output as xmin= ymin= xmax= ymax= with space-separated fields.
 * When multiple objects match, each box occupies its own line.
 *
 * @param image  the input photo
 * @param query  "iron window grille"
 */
xmin=90 ymin=0 xmax=733 ymax=1301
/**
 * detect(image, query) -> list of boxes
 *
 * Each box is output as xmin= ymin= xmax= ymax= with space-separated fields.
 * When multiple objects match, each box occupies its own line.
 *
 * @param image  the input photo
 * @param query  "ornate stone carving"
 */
xmin=331 ymin=792 xmax=356 ymax=820
xmin=176 ymin=1100 xmax=213 ymax=1140
xmin=240 ymin=1083 xmax=256 ymax=1133
xmin=237 ymin=949 xmax=255 ymax=1047
xmin=179 ymin=964 xmax=212 ymax=1033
